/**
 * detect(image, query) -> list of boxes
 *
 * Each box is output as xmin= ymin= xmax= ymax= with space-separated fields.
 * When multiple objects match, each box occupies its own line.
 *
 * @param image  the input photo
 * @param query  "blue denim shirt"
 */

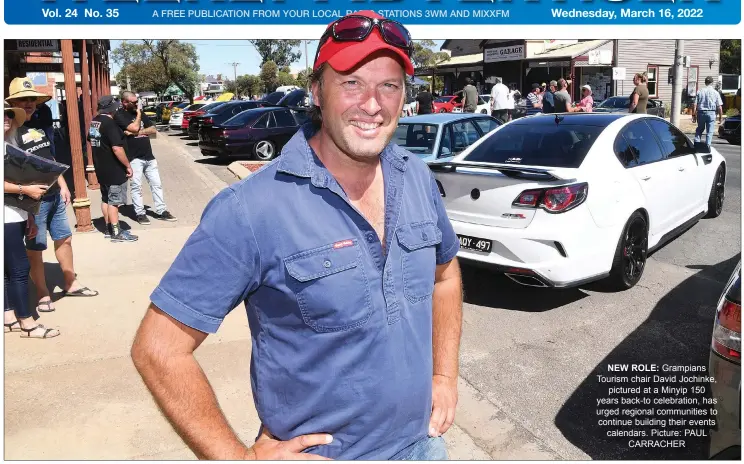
xmin=151 ymin=124 xmax=460 ymax=460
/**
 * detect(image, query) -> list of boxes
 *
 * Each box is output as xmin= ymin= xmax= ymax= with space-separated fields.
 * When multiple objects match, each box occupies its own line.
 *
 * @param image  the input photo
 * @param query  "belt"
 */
xmin=700 ymin=109 xmax=716 ymax=112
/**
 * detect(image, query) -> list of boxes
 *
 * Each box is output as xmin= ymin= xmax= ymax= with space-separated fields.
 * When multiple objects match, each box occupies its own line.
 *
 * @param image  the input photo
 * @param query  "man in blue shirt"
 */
xmin=693 ymin=76 xmax=724 ymax=146
xmin=131 ymin=11 xmax=463 ymax=461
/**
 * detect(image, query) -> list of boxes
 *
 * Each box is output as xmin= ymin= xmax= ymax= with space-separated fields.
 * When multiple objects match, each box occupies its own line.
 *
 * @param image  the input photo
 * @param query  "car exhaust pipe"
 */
xmin=504 ymin=273 xmax=549 ymax=288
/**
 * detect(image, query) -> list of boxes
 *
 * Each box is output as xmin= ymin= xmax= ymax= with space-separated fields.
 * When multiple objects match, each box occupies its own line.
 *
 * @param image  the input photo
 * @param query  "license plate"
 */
xmin=457 ymin=234 xmax=492 ymax=252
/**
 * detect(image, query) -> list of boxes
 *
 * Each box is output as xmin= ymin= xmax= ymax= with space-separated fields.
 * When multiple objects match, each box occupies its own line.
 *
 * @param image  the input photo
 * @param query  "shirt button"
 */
xmin=366 ymin=232 xmax=375 ymax=243
xmin=323 ymin=259 xmax=332 ymax=268
xmin=422 ymin=232 xmax=429 ymax=241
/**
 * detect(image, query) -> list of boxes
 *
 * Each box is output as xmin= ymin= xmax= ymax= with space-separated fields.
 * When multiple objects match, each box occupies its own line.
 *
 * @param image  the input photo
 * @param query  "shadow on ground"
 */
xmin=92 ymin=216 xmax=133 ymax=233
xmin=554 ymin=254 xmax=739 ymax=459
xmin=460 ymin=263 xmax=589 ymax=312
xmin=195 ymin=158 xmax=232 ymax=166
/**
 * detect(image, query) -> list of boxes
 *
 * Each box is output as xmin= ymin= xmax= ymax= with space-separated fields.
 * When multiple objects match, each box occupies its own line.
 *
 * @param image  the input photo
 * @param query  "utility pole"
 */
xmin=228 ymin=62 xmax=240 ymax=83
xmin=671 ymin=40 xmax=684 ymax=128
xmin=304 ymin=40 xmax=309 ymax=91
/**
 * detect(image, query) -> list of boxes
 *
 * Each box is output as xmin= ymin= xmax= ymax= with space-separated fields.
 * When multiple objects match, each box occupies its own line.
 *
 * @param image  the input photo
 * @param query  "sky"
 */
xmin=110 ymin=40 xmax=444 ymax=82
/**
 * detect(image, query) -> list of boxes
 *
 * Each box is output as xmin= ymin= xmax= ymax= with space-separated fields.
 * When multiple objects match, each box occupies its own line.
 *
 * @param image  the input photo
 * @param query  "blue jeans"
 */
xmin=694 ymin=110 xmax=716 ymax=146
xmin=131 ymin=158 xmax=166 ymax=216
xmin=395 ymin=436 xmax=449 ymax=460
xmin=5 ymin=221 xmax=32 ymax=319
xmin=25 ymin=193 xmax=73 ymax=251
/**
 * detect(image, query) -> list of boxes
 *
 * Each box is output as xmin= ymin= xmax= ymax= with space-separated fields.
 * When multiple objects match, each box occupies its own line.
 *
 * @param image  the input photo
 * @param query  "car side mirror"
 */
xmin=694 ymin=142 xmax=711 ymax=153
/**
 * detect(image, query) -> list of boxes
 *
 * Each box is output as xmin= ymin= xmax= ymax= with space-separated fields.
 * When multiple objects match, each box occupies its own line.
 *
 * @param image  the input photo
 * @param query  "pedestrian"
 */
xmin=553 ymin=78 xmax=572 ymax=113
xmin=693 ymin=76 xmax=724 ymax=146
xmin=4 ymin=103 xmax=60 ymax=339
xmin=462 ymin=77 xmax=478 ymax=113
xmin=24 ymin=99 xmax=56 ymax=159
xmin=628 ymin=72 xmax=649 ymax=114
xmin=416 ymin=85 xmax=434 ymax=115
xmin=115 ymin=91 xmax=177 ymax=225
xmin=542 ymin=80 xmax=557 ymax=114
xmin=131 ymin=10 xmax=463 ymax=461
xmin=5 ymin=77 xmax=98 ymax=313
xmin=526 ymin=83 xmax=543 ymax=115
xmin=506 ymin=83 xmax=520 ymax=120
xmin=89 ymin=96 xmax=138 ymax=243
xmin=568 ymin=84 xmax=594 ymax=113
xmin=489 ymin=77 xmax=509 ymax=122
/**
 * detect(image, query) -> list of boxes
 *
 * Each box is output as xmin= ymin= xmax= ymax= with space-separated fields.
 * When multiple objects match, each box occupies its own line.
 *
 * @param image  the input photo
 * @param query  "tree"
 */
xmin=260 ymin=61 xmax=279 ymax=94
xmin=720 ymin=40 xmax=741 ymax=75
xmin=296 ymin=67 xmax=313 ymax=90
xmin=411 ymin=40 xmax=450 ymax=93
xmin=249 ymin=40 xmax=302 ymax=68
xmin=277 ymin=70 xmax=297 ymax=87
xmin=142 ymin=40 xmax=201 ymax=103
xmin=112 ymin=41 xmax=170 ymax=96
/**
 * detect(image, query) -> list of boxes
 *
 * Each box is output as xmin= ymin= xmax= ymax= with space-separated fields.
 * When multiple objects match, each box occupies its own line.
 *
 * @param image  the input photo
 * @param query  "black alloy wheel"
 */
xmin=622 ymin=216 xmax=648 ymax=283
xmin=705 ymin=165 xmax=726 ymax=219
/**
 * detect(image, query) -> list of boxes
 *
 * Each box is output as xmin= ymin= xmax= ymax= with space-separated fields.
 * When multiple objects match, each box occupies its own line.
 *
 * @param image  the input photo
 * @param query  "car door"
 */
xmin=450 ymin=119 xmax=482 ymax=156
xmin=271 ymin=109 xmax=298 ymax=149
xmin=251 ymin=112 xmax=271 ymax=146
xmin=472 ymin=117 xmax=501 ymax=136
xmin=615 ymin=120 xmax=676 ymax=238
xmin=645 ymin=118 xmax=703 ymax=222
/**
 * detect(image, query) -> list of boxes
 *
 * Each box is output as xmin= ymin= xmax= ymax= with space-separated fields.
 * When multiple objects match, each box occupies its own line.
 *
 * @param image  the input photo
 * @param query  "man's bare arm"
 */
xmin=131 ymin=304 xmax=251 ymax=460
xmin=432 ymin=258 xmax=463 ymax=380
xmin=138 ymin=126 xmax=157 ymax=136
xmin=112 ymin=146 xmax=131 ymax=171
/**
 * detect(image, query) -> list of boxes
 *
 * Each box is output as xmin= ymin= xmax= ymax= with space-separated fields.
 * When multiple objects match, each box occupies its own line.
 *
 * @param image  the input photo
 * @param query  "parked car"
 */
xmin=198 ymin=106 xmax=301 ymax=160
xmin=263 ymin=91 xmax=286 ymax=106
xmin=593 ymin=96 xmax=666 ymax=117
xmin=188 ymin=101 xmax=264 ymax=139
xmin=169 ymin=103 xmax=206 ymax=131
xmin=708 ymin=260 xmax=741 ymax=460
xmin=392 ymin=113 xmax=501 ymax=163
xmin=179 ymin=102 xmax=217 ymax=131
xmin=433 ymin=95 xmax=461 ymax=113
xmin=274 ymin=89 xmax=311 ymax=125
xmin=718 ymin=114 xmax=741 ymax=145
xmin=430 ymin=113 xmax=726 ymax=290
xmin=162 ymin=101 xmax=189 ymax=123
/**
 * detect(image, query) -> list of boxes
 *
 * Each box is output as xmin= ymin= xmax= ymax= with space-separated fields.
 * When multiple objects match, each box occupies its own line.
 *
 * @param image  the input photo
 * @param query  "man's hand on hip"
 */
xmin=429 ymin=374 xmax=458 ymax=437
xmin=249 ymin=426 xmax=334 ymax=460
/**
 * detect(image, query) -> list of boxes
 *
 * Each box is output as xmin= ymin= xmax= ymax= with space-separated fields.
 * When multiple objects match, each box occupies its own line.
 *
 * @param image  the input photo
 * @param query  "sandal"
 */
xmin=4 ymin=321 xmax=21 ymax=333
xmin=20 ymin=324 xmax=60 ymax=339
xmin=37 ymin=300 xmax=55 ymax=312
xmin=62 ymin=287 xmax=99 ymax=297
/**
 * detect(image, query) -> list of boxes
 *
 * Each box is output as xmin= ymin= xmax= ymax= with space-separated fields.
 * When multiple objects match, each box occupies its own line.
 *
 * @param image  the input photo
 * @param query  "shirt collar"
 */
xmin=277 ymin=123 xmax=409 ymax=188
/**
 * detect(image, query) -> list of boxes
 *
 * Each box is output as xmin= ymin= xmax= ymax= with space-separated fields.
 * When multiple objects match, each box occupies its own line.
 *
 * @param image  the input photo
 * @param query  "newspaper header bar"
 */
xmin=4 ymin=0 xmax=741 ymax=25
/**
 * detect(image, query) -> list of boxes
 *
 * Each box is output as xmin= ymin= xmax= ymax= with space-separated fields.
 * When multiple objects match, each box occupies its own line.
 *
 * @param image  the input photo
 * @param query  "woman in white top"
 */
xmin=4 ymin=103 xmax=59 ymax=338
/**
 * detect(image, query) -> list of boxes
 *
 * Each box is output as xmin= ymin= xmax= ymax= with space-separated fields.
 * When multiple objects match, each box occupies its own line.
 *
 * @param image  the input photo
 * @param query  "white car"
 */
xmin=168 ymin=111 xmax=185 ymax=131
xmin=431 ymin=113 xmax=727 ymax=290
xmin=452 ymin=97 xmax=490 ymax=114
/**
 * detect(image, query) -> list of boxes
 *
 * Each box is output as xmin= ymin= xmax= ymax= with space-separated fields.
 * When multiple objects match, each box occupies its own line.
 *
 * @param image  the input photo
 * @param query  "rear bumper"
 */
xmin=708 ymin=352 xmax=741 ymax=459
xmin=450 ymin=208 xmax=619 ymax=287
xmin=198 ymin=140 xmax=254 ymax=156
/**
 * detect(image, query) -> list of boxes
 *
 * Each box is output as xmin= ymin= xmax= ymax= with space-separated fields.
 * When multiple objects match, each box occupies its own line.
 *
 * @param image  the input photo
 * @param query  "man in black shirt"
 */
xmin=114 ymin=91 xmax=176 ymax=225
xmin=6 ymin=77 xmax=98 ymax=313
xmin=415 ymin=87 xmax=434 ymax=115
xmin=89 ymin=96 xmax=137 ymax=243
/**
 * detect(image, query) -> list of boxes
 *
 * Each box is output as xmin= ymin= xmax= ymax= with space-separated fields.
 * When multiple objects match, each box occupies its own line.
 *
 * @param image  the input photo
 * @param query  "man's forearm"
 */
xmin=132 ymin=350 xmax=250 ymax=459
xmin=57 ymin=175 xmax=69 ymax=191
xmin=140 ymin=126 xmax=157 ymax=136
xmin=432 ymin=260 xmax=463 ymax=379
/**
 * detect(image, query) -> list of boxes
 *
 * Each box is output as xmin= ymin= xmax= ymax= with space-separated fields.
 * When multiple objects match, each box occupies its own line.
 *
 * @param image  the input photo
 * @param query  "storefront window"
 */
xmin=647 ymin=65 xmax=658 ymax=97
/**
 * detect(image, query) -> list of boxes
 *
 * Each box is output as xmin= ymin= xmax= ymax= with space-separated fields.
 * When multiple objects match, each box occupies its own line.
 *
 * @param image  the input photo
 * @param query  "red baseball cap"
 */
xmin=314 ymin=11 xmax=415 ymax=76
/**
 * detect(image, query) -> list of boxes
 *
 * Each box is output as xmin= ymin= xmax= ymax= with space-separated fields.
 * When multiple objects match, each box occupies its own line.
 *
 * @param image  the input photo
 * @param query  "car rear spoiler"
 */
xmin=428 ymin=161 xmax=574 ymax=181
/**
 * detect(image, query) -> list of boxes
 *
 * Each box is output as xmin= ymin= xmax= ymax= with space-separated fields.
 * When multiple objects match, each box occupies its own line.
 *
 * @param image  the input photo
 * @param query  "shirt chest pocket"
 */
xmin=284 ymin=241 xmax=373 ymax=333
xmin=396 ymin=221 xmax=442 ymax=304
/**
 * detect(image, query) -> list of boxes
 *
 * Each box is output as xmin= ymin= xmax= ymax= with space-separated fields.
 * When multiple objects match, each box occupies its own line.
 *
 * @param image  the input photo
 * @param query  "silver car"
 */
xmin=392 ymin=113 xmax=501 ymax=163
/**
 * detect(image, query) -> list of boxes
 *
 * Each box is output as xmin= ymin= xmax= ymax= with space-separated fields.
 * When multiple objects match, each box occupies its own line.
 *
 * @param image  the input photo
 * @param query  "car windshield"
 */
xmin=224 ymin=109 xmax=264 ymax=126
xmin=200 ymin=102 xmax=225 ymax=112
xmin=392 ymin=123 xmax=439 ymax=156
xmin=184 ymin=103 xmax=206 ymax=112
xmin=434 ymin=97 xmax=451 ymax=103
xmin=463 ymin=123 xmax=603 ymax=168
xmin=597 ymin=97 xmax=630 ymax=109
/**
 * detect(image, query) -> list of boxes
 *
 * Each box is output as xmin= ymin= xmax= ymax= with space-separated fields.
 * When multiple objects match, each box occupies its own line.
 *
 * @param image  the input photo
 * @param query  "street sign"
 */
xmin=612 ymin=67 xmax=626 ymax=81
xmin=484 ymin=45 xmax=525 ymax=63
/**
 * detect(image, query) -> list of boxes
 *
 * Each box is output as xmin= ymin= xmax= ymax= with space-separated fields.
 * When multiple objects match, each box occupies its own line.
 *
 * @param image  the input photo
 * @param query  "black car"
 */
xmin=709 ymin=261 xmax=741 ymax=459
xmin=718 ymin=114 xmax=741 ymax=145
xmin=263 ymin=91 xmax=286 ymax=106
xmin=593 ymin=96 xmax=666 ymax=117
xmin=188 ymin=101 xmax=266 ymax=139
xmin=274 ymin=89 xmax=311 ymax=125
xmin=198 ymin=106 xmax=301 ymax=160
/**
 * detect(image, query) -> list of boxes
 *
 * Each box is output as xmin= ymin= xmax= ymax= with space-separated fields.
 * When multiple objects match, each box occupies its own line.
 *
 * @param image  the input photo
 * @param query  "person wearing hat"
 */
xmin=5 ymin=77 xmax=98 ymax=314
xmin=571 ymin=84 xmax=594 ymax=113
xmin=541 ymin=80 xmax=558 ymax=114
xmin=89 ymin=96 xmax=137 ymax=243
xmin=132 ymin=10 xmax=462 ymax=461
xmin=4 ymin=103 xmax=60 ymax=339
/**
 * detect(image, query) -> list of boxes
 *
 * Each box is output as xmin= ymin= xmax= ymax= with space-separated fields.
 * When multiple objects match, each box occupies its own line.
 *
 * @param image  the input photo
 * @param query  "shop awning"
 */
xmin=415 ymin=53 xmax=483 ymax=75
xmin=527 ymin=40 xmax=612 ymax=60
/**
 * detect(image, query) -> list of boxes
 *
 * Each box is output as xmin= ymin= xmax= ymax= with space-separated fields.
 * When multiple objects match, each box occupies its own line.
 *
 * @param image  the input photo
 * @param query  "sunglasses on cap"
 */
xmin=314 ymin=15 xmax=413 ymax=66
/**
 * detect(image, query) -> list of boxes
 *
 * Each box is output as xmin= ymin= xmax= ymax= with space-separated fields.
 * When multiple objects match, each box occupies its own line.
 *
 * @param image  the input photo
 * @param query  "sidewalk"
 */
xmin=4 ymin=135 xmax=554 ymax=460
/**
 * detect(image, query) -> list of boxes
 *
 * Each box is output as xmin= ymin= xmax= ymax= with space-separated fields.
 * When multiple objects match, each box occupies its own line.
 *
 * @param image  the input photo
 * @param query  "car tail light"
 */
xmin=712 ymin=298 xmax=741 ymax=362
xmin=204 ymin=118 xmax=213 ymax=124
xmin=512 ymin=183 xmax=588 ymax=213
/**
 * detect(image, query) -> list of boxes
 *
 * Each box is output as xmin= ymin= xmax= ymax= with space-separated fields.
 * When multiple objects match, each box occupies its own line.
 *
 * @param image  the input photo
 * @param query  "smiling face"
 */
xmin=312 ymin=51 xmax=406 ymax=163
xmin=8 ymin=97 xmax=39 ymax=121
